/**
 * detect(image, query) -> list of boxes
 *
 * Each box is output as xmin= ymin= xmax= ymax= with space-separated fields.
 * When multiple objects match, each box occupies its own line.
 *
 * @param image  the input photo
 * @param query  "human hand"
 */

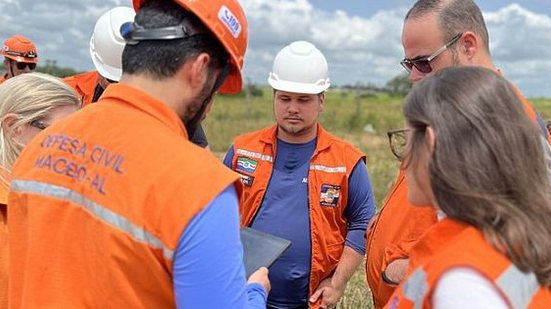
xmin=247 ymin=267 xmax=271 ymax=293
xmin=309 ymin=277 xmax=345 ymax=309
xmin=383 ymin=258 xmax=409 ymax=285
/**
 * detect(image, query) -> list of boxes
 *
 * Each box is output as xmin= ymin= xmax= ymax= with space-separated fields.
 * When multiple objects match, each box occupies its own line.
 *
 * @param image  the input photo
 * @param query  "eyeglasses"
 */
xmin=400 ymin=33 xmax=463 ymax=74
xmin=15 ymin=62 xmax=36 ymax=70
xmin=29 ymin=119 xmax=49 ymax=130
xmin=387 ymin=128 xmax=410 ymax=160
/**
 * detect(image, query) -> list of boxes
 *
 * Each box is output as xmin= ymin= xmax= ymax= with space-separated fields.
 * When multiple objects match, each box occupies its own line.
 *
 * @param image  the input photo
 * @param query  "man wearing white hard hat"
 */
xmin=64 ymin=6 xmax=135 ymax=107
xmin=64 ymin=6 xmax=209 ymax=147
xmin=224 ymin=41 xmax=376 ymax=309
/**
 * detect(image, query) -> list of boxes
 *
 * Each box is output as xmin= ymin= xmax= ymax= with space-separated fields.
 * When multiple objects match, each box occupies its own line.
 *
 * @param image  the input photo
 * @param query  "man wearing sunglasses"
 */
xmin=7 ymin=0 xmax=269 ymax=307
xmin=0 ymin=35 xmax=39 ymax=84
xmin=366 ymin=0 xmax=551 ymax=308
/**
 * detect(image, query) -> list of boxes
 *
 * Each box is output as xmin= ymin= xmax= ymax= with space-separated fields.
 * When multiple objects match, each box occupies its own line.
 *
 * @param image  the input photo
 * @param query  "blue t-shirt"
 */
xmin=224 ymin=138 xmax=375 ymax=308
xmin=173 ymin=185 xmax=267 ymax=308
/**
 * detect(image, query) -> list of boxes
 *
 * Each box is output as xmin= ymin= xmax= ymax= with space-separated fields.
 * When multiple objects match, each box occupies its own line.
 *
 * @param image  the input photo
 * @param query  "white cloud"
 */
xmin=0 ymin=0 xmax=131 ymax=71
xmin=240 ymin=0 xmax=407 ymax=88
xmin=484 ymin=3 xmax=551 ymax=96
xmin=0 ymin=0 xmax=550 ymax=96
xmin=241 ymin=0 xmax=551 ymax=96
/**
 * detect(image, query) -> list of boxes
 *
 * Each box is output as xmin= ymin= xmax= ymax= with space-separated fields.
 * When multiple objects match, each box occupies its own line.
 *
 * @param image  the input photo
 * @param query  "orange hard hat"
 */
xmin=132 ymin=0 xmax=248 ymax=94
xmin=1 ymin=35 xmax=39 ymax=63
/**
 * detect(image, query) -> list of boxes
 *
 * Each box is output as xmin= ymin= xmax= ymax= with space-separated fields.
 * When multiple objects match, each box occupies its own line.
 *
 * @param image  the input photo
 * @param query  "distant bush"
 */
xmin=385 ymin=73 xmax=412 ymax=95
xmin=35 ymin=59 xmax=82 ymax=78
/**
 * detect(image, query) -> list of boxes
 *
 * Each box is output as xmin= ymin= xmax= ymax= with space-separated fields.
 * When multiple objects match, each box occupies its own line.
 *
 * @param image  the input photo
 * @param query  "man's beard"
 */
xmin=181 ymin=75 xmax=215 ymax=139
xmin=279 ymin=123 xmax=308 ymax=136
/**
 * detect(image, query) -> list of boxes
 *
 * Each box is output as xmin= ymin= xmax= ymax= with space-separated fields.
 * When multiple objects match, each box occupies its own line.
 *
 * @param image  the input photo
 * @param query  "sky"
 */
xmin=1 ymin=0 xmax=550 ymax=97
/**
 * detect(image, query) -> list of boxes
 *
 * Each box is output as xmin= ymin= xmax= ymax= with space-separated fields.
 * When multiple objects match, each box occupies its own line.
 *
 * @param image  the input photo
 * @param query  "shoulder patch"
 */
xmin=236 ymin=156 xmax=258 ymax=174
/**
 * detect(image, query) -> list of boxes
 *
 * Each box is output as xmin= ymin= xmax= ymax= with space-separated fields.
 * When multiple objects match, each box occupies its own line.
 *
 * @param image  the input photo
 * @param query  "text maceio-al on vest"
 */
xmin=33 ymin=134 xmax=125 ymax=195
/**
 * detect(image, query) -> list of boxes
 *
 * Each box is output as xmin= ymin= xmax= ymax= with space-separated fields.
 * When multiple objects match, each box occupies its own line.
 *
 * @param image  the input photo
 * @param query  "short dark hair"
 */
xmin=406 ymin=0 xmax=490 ymax=53
xmin=122 ymin=0 xmax=228 ymax=79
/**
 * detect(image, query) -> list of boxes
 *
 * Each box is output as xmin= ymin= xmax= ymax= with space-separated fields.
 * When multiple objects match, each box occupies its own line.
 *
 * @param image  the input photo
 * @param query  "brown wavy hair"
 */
xmin=404 ymin=66 xmax=551 ymax=286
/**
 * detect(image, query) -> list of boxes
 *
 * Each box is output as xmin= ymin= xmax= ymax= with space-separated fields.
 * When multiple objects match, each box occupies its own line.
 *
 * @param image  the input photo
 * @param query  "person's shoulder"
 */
xmin=64 ymin=70 xmax=99 ymax=83
xmin=163 ymin=136 xmax=222 ymax=165
xmin=234 ymin=125 xmax=275 ymax=143
xmin=160 ymin=143 xmax=237 ymax=185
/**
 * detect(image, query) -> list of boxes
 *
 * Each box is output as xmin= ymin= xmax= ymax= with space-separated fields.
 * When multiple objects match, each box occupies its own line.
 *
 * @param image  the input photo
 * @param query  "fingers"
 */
xmin=247 ymin=267 xmax=271 ymax=293
xmin=309 ymin=287 xmax=324 ymax=303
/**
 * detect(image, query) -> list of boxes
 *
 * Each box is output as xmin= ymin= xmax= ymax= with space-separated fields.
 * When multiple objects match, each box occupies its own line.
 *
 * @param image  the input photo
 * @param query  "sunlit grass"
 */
xmin=205 ymin=88 xmax=551 ymax=308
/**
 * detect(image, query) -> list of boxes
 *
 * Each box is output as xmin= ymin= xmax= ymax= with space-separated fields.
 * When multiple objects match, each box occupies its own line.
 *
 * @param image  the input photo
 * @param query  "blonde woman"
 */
xmin=0 ymin=72 xmax=80 ymax=306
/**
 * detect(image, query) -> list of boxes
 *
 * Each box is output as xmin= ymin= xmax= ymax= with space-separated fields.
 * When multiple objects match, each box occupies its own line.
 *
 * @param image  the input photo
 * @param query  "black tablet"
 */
xmin=240 ymin=227 xmax=292 ymax=278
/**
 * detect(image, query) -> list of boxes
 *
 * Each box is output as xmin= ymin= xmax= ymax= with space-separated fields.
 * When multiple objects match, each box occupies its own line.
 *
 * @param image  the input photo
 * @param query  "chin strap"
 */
xmin=120 ymin=21 xmax=206 ymax=45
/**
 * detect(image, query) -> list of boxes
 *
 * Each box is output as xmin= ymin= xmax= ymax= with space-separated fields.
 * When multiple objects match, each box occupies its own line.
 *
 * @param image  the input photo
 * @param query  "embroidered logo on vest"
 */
xmin=237 ymin=156 xmax=258 ymax=174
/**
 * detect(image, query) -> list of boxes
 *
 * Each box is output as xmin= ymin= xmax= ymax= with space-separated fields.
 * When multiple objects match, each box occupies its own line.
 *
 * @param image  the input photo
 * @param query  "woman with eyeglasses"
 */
xmin=385 ymin=67 xmax=551 ymax=308
xmin=0 ymin=72 xmax=80 ymax=306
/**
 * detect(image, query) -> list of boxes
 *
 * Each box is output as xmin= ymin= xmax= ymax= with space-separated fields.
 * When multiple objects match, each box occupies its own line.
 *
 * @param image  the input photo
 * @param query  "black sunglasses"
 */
xmin=15 ymin=62 xmax=37 ymax=70
xmin=400 ymin=33 xmax=463 ymax=74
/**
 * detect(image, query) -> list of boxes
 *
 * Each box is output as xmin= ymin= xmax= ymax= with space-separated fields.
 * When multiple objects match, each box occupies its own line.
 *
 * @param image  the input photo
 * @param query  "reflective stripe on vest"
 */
xmin=309 ymin=164 xmax=347 ymax=173
xmin=401 ymin=264 xmax=539 ymax=308
xmin=10 ymin=179 xmax=174 ymax=260
xmin=401 ymin=268 xmax=428 ymax=309
xmin=496 ymin=264 xmax=539 ymax=308
xmin=235 ymin=148 xmax=273 ymax=162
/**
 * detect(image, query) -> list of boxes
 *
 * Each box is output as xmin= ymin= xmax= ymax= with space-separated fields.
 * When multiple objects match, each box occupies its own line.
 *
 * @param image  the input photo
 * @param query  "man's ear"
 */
xmin=318 ymin=92 xmax=325 ymax=112
xmin=460 ymin=31 xmax=478 ymax=60
xmin=185 ymin=53 xmax=211 ymax=90
xmin=1 ymin=113 xmax=22 ymax=138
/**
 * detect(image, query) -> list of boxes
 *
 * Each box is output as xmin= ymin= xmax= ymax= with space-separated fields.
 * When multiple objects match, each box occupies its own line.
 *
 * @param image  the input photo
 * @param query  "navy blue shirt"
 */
xmin=224 ymin=138 xmax=376 ymax=308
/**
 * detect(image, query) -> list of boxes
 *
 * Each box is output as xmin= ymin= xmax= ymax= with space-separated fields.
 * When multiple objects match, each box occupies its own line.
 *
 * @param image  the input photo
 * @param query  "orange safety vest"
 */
xmin=366 ymin=169 xmax=437 ymax=308
xmin=386 ymin=219 xmax=551 ymax=308
xmin=0 ymin=74 xmax=6 ymax=85
xmin=366 ymin=91 xmax=548 ymax=308
xmin=64 ymin=71 xmax=100 ymax=107
xmin=8 ymin=83 xmax=238 ymax=308
xmin=232 ymin=124 xmax=365 ymax=308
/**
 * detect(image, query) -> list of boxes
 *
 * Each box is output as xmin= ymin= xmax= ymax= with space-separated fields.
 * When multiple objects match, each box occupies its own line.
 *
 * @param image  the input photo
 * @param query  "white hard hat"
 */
xmin=90 ymin=7 xmax=135 ymax=81
xmin=268 ymin=40 xmax=330 ymax=94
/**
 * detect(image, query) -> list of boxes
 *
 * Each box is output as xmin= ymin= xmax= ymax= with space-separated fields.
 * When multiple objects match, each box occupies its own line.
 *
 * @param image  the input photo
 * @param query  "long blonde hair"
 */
xmin=0 ymin=73 xmax=80 ymax=183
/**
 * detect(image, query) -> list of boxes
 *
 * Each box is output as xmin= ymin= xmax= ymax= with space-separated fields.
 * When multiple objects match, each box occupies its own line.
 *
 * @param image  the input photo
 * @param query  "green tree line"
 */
xmin=35 ymin=60 xmax=82 ymax=77
xmin=3 ymin=59 xmax=412 ymax=94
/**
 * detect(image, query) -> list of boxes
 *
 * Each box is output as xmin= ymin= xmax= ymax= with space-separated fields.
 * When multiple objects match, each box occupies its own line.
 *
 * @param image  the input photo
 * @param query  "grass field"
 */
xmin=203 ymin=88 xmax=551 ymax=308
